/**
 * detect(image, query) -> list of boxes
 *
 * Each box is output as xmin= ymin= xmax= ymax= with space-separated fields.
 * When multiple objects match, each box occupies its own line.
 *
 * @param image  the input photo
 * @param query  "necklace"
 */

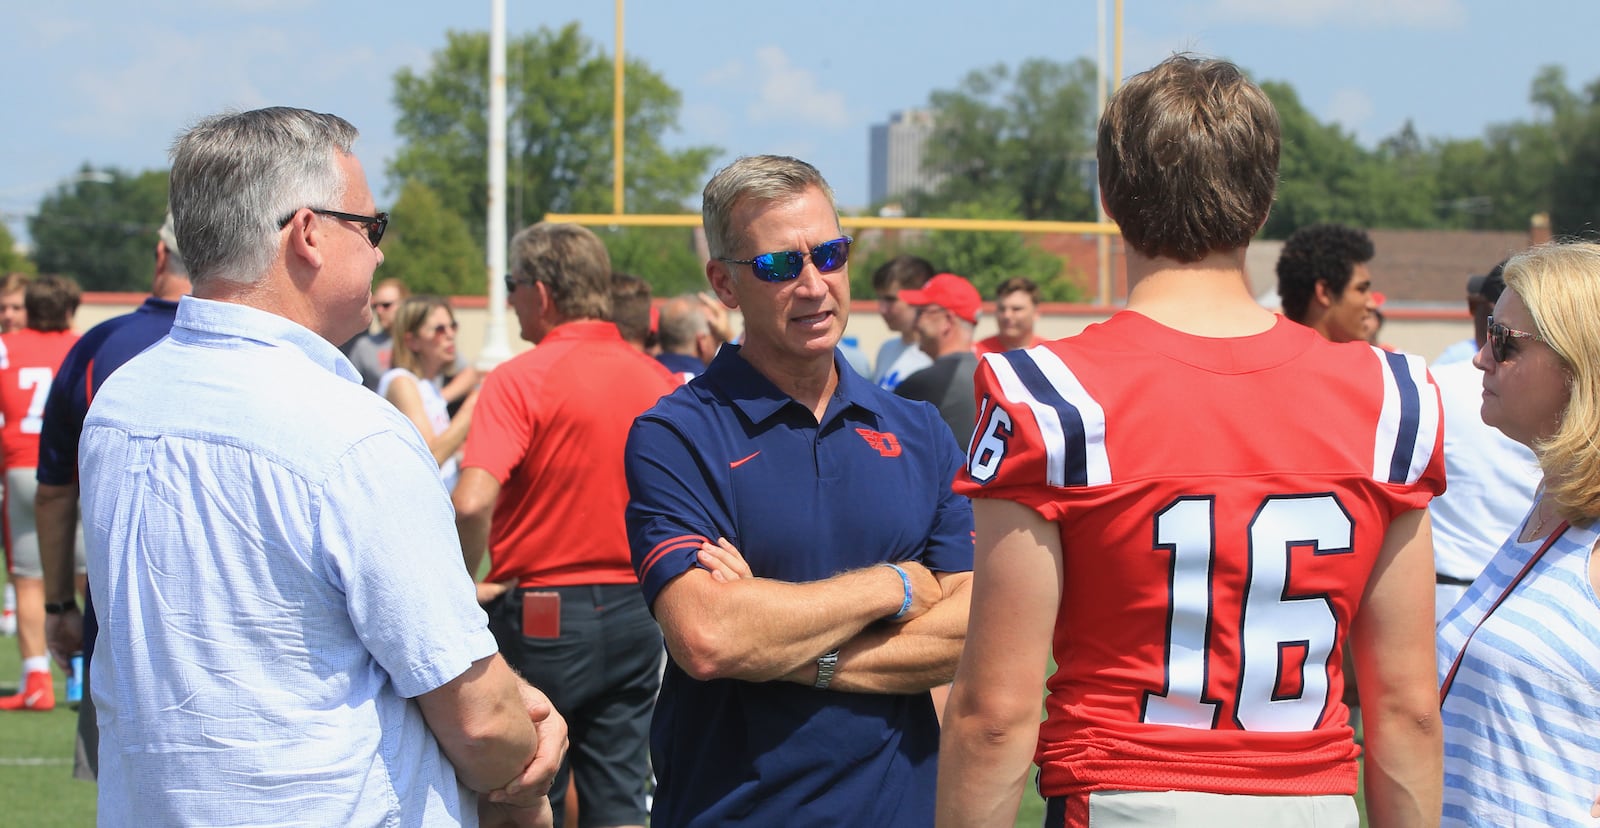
xmin=1529 ymin=498 xmax=1557 ymax=539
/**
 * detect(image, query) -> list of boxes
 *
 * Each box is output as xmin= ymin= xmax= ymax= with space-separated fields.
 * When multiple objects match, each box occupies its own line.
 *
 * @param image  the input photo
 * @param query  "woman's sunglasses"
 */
xmin=1486 ymin=315 xmax=1542 ymax=363
xmin=717 ymin=236 xmax=852 ymax=283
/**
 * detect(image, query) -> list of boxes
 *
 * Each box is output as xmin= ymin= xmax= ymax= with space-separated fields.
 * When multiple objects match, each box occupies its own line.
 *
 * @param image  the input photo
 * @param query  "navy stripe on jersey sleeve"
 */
xmin=1383 ymin=349 xmax=1421 ymax=485
xmin=999 ymin=349 xmax=1091 ymax=488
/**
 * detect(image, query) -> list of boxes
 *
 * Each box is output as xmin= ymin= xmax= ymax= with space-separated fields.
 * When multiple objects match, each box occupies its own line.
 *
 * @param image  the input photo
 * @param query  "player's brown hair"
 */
xmin=1098 ymin=55 xmax=1279 ymax=263
xmin=25 ymin=274 xmax=80 ymax=332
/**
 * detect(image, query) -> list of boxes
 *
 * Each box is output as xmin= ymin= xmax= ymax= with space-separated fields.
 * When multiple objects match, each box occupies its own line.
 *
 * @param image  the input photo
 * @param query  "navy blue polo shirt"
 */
xmin=625 ymin=344 xmax=973 ymax=827
xmin=38 ymin=297 xmax=181 ymax=662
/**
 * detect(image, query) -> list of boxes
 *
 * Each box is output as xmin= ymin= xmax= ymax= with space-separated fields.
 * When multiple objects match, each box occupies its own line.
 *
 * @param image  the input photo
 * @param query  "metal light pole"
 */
xmin=613 ymin=0 xmax=626 ymax=215
xmin=1095 ymin=0 xmax=1110 ymax=305
xmin=479 ymin=0 xmax=512 ymax=368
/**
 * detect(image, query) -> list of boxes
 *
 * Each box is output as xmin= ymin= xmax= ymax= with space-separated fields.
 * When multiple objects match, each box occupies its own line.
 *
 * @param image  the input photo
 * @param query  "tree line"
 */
xmin=16 ymin=24 xmax=1600 ymax=298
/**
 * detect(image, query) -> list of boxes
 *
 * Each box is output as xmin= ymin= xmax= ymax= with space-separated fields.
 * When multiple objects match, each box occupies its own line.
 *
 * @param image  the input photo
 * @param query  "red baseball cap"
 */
xmin=900 ymin=273 xmax=981 ymax=324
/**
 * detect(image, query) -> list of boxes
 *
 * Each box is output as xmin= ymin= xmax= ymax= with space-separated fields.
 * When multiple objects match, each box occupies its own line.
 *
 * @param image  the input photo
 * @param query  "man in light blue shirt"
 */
xmin=79 ymin=107 xmax=565 ymax=827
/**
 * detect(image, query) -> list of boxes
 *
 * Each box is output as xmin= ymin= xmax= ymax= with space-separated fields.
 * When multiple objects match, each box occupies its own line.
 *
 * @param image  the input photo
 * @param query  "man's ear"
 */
xmin=1312 ymin=279 xmax=1335 ymax=309
xmin=706 ymin=260 xmax=739 ymax=310
xmin=284 ymin=209 xmax=324 ymax=270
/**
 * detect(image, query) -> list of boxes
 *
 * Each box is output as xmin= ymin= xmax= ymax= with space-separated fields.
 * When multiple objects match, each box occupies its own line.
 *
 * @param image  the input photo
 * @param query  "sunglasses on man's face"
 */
xmin=315 ymin=209 xmax=387 ymax=247
xmin=278 ymin=207 xmax=388 ymax=247
xmin=1487 ymin=315 xmax=1543 ymax=363
xmin=717 ymin=236 xmax=852 ymax=283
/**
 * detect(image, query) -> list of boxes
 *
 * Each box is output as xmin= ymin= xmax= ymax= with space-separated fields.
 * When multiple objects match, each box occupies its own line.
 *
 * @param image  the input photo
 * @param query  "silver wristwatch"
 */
xmin=813 ymin=649 xmax=840 ymax=689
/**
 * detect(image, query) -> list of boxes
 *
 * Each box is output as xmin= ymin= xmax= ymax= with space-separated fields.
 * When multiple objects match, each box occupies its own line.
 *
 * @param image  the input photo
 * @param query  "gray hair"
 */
xmin=657 ymin=294 xmax=710 ymax=351
xmin=156 ymin=211 xmax=188 ymax=275
xmin=701 ymin=155 xmax=838 ymax=260
xmin=169 ymin=107 xmax=358 ymax=287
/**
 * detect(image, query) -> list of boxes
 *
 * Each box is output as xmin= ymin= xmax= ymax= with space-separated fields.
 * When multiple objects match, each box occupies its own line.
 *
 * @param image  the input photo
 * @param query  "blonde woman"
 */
xmin=1438 ymin=240 xmax=1600 ymax=825
xmin=379 ymin=296 xmax=476 ymax=491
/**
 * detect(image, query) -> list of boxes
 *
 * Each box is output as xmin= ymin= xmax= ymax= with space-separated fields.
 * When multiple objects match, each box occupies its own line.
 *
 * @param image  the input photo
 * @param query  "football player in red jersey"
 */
xmin=0 ymin=275 xmax=79 ymax=712
xmin=937 ymin=55 xmax=1444 ymax=828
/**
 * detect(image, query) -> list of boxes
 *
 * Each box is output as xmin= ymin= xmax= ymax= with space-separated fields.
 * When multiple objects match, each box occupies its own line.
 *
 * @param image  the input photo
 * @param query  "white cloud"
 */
xmin=54 ymin=22 xmax=389 ymax=148
xmin=1207 ymin=0 xmax=1465 ymax=28
xmin=746 ymin=47 xmax=850 ymax=130
xmin=1325 ymin=88 xmax=1376 ymax=134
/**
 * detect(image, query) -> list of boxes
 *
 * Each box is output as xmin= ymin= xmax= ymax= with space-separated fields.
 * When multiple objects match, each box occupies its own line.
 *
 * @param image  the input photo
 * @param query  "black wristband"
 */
xmin=44 ymin=601 xmax=79 ymax=615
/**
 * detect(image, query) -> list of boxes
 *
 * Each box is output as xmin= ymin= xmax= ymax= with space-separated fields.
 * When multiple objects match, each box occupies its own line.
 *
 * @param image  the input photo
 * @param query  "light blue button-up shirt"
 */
xmin=81 ymin=296 xmax=497 ymax=827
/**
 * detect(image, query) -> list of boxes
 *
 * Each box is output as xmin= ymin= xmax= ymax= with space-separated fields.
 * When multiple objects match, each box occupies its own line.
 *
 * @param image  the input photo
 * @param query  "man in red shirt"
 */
xmin=455 ymin=222 xmax=676 ymax=828
xmin=936 ymin=56 xmax=1444 ymax=827
xmin=973 ymin=276 xmax=1044 ymax=355
xmin=0 ymin=275 xmax=80 ymax=711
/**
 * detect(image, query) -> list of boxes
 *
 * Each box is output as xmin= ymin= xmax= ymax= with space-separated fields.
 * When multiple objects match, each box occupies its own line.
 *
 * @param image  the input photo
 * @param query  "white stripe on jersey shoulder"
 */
xmin=981 ymin=346 xmax=1111 ymax=488
xmin=1369 ymin=346 xmax=1442 ymax=486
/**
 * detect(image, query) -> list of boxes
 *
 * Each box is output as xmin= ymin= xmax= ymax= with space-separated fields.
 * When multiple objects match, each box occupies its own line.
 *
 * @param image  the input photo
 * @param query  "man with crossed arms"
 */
xmin=624 ymin=154 xmax=974 ymax=827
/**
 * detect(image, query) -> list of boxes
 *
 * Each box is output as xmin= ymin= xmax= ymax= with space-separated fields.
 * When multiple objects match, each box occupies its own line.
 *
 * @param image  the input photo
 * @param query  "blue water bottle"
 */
xmin=66 ymin=654 xmax=82 ymax=704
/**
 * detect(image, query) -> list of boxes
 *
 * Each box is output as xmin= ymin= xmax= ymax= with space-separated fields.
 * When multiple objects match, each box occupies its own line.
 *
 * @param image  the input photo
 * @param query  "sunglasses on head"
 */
xmin=1486 ymin=315 xmax=1543 ymax=363
xmin=717 ymin=236 xmax=852 ymax=282
xmin=279 ymin=208 xmax=388 ymax=247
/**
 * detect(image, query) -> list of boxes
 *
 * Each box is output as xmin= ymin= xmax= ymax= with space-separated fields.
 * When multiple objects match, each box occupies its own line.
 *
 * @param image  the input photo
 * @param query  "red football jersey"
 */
xmin=0 ymin=329 xmax=80 ymax=469
xmin=954 ymin=312 xmax=1445 ymax=798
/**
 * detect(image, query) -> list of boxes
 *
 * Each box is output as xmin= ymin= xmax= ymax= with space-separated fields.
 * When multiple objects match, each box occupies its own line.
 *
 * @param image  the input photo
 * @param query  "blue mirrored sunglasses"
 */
xmin=717 ymin=236 xmax=852 ymax=282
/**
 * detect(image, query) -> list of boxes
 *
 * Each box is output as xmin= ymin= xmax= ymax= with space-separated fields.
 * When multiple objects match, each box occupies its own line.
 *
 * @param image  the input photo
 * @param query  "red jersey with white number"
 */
xmin=953 ymin=312 xmax=1444 ymax=798
xmin=0 ymin=329 xmax=80 ymax=469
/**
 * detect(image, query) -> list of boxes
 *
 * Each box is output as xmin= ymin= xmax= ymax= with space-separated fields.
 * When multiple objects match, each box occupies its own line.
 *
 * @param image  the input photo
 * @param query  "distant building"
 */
xmin=869 ymin=109 xmax=944 ymax=205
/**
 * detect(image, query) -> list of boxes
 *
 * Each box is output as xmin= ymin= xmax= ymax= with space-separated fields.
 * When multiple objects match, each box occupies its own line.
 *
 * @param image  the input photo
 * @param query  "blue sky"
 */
xmin=4 ymin=0 xmax=1598 ymax=241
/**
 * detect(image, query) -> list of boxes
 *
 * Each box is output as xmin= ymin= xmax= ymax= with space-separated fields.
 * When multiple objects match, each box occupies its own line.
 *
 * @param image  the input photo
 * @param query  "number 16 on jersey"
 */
xmin=1143 ymin=493 xmax=1354 ymax=733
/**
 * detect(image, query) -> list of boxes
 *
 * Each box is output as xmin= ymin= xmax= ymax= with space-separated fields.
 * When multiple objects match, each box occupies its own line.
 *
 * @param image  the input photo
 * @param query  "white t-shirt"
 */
xmin=873 ymin=337 xmax=932 ymax=391
xmin=1427 ymin=359 xmax=1541 ymax=618
xmin=379 ymin=367 xmax=459 ymax=492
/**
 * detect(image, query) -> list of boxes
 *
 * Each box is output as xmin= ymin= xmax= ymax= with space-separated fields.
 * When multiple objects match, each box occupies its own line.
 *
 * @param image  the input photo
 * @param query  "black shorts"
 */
xmin=490 ymin=583 xmax=661 ymax=828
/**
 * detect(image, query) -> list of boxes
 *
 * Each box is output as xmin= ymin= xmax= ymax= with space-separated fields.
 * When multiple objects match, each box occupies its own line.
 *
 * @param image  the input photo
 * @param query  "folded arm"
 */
xmin=652 ymin=544 xmax=939 ymax=683
xmin=416 ymin=653 xmax=541 ymax=795
xmin=387 ymin=373 xmax=473 ymax=468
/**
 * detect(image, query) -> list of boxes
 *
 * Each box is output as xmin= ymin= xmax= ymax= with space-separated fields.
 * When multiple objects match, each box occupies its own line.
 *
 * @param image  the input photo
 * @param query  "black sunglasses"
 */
xmin=279 ymin=208 xmax=388 ymax=247
xmin=1486 ymin=315 xmax=1542 ymax=363
xmin=717 ymin=236 xmax=852 ymax=283
xmin=505 ymin=274 xmax=537 ymax=294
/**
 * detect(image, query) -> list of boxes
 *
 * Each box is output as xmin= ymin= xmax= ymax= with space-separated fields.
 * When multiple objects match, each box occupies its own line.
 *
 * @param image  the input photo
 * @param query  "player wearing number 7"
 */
xmin=937 ymin=55 xmax=1447 ymax=828
xmin=0 ymin=275 xmax=80 ymax=712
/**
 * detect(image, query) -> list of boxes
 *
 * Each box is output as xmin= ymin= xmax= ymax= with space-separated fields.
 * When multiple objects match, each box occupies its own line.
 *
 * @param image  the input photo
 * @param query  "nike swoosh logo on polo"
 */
xmin=729 ymin=451 xmax=761 ymax=469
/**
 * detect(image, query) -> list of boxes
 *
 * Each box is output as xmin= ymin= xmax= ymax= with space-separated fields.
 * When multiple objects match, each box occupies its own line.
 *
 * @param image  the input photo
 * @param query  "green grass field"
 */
xmin=0 ymin=603 xmax=1358 ymax=828
xmin=0 ymin=631 xmax=96 ymax=826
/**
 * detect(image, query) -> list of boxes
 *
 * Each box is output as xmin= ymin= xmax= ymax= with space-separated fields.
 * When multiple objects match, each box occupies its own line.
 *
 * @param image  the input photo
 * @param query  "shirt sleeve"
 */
xmin=1385 ymin=354 xmax=1448 ymax=512
xmin=459 ymin=361 xmax=534 ymax=485
xmin=917 ymin=409 xmax=975 ymax=575
xmin=37 ymin=338 xmax=92 ymax=486
xmin=624 ymin=412 xmax=725 ymax=610
xmin=952 ymin=352 xmax=1065 ymax=516
xmin=317 ymin=428 xmax=498 ymax=699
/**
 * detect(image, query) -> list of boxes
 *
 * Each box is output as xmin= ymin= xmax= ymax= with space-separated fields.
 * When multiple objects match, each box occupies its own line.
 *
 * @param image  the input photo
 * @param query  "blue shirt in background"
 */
xmin=80 ymin=297 xmax=496 ymax=827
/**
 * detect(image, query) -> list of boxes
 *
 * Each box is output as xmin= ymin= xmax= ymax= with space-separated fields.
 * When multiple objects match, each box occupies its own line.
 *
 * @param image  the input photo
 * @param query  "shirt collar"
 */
xmin=170 ymin=296 xmax=362 ymax=384
xmin=541 ymin=319 xmax=623 ymax=344
xmin=706 ymin=344 xmax=882 ymax=426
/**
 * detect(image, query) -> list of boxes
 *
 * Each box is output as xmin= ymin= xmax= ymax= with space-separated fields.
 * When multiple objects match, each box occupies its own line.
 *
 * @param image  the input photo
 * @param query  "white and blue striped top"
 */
xmin=1437 ymin=511 xmax=1600 ymax=826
